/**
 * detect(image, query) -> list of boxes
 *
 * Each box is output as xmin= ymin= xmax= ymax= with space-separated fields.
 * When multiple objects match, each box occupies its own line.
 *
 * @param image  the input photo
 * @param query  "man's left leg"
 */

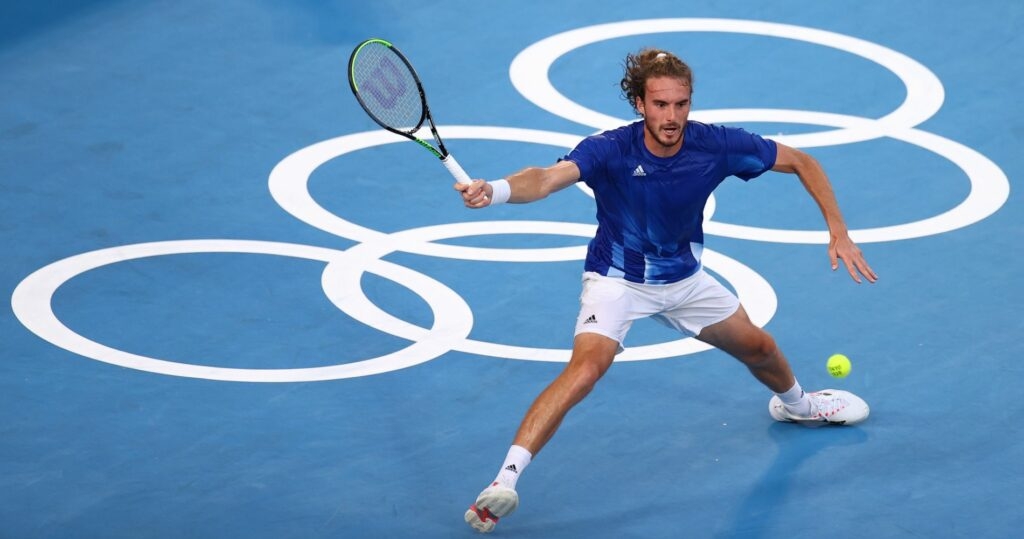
xmin=697 ymin=305 xmax=869 ymax=425
xmin=695 ymin=304 xmax=795 ymax=392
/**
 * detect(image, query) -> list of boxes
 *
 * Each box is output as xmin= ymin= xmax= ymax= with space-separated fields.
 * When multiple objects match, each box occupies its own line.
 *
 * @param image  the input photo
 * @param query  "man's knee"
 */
xmin=738 ymin=331 xmax=780 ymax=368
xmin=564 ymin=334 xmax=618 ymax=397
xmin=566 ymin=360 xmax=607 ymax=394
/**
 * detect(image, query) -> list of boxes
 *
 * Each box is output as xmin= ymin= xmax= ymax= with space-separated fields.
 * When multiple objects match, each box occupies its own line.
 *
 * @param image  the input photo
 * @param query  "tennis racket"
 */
xmin=348 ymin=38 xmax=472 ymax=185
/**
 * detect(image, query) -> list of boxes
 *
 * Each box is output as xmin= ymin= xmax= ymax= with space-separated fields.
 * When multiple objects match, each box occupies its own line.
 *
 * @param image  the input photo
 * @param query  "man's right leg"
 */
xmin=513 ymin=332 xmax=620 ymax=454
xmin=465 ymin=333 xmax=619 ymax=533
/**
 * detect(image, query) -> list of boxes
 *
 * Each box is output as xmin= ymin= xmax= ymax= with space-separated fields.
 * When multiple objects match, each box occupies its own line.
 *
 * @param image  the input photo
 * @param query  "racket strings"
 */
xmin=351 ymin=44 xmax=424 ymax=132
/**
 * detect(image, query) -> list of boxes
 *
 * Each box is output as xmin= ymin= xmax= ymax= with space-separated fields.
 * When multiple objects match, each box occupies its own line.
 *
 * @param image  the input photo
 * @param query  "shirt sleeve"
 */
xmin=723 ymin=127 xmax=778 ymax=181
xmin=560 ymin=132 xmax=614 ymax=183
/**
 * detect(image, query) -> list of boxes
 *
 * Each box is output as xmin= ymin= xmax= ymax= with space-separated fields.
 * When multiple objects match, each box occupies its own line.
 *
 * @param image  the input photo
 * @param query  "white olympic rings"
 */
xmin=321 ymin=222 xmax=777 ymax=362
xmin=511 ymin=18 xmax=946 ymax=145
xmin=11 ymin=240 xmax=473 ymax=382
xmin=510 ymin=18 xmax=1009 ymax=244
xmin=10 ymin=19 xmax=1009 ymax=381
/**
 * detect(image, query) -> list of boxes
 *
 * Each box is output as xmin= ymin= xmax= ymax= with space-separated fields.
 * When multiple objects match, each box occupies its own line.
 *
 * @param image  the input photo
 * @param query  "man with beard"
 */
xmin=456 ymin=48 xmax=877 ymax=533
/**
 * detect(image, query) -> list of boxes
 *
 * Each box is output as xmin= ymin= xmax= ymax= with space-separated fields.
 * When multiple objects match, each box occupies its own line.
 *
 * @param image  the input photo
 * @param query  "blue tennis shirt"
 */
xmin=564 ymin=120 xmax=777 ymax=284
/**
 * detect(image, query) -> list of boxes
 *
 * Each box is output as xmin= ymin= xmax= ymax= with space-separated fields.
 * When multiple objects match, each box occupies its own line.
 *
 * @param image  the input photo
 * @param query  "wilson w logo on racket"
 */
xmin=348 ymin=38 xmax=472 ymax=185
xmin=360 ymin=55 xmax=408 ymax=110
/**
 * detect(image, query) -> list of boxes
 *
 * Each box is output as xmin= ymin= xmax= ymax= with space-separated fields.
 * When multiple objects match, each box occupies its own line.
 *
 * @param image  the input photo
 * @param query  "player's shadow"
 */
xmin=717 ymin=423 xmax=870 ymax=539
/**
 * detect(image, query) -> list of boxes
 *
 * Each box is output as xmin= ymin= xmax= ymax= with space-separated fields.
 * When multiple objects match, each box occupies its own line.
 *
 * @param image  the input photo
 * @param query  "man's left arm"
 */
xmin=772 ymin=142 xmax=878 ymax=284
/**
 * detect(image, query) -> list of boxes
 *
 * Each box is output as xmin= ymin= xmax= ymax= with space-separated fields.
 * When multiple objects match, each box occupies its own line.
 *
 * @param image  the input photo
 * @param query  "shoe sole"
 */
xmin=465 ymin=486 xmax=518 ymax=533
xmin=465 ymin=504 xmax=499 ymax=533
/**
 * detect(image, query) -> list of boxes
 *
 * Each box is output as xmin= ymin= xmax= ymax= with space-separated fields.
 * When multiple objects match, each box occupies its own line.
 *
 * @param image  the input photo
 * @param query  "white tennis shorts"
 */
xmin=573 ymin=270 xmax=740 ymax=351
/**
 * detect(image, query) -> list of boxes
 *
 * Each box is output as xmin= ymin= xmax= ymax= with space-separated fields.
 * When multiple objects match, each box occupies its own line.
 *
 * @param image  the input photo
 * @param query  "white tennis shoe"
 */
xmin=769 ymin=389 xmax=869 ymax=425
xmin=464 ymin=483 xmax=519 ymax=533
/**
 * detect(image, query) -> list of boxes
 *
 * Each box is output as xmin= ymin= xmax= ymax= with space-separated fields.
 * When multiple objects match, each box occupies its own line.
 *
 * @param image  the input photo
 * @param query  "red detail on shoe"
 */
xmin=491 ymin=481 xmax=499 ymax=486
xmin=469 ymin=504 xmax=500 ymax=523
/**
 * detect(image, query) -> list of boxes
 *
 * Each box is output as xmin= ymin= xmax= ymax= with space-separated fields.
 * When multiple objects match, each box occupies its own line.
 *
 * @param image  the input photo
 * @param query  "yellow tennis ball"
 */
xmin=827 ymin=354 xmax=852 ymax=378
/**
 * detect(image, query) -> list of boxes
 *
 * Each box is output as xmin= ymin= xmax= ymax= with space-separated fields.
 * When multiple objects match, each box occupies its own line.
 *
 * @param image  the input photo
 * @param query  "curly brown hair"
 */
xmin=620 ymin=48 xmax=693 ymax=115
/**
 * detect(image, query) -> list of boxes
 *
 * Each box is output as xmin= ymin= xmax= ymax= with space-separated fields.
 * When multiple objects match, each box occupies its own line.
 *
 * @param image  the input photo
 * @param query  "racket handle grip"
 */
xmin=442 ymin=154 xmax=473 ymax=185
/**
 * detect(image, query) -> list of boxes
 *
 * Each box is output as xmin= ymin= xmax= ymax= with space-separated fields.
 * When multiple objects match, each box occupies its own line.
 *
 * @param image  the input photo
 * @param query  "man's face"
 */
xmin=636 ymin=76 xmax=692 ymax=157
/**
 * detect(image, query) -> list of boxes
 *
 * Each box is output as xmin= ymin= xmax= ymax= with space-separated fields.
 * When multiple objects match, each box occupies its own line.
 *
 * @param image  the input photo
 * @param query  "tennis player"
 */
xmin=456 ymin=48 xmax=877 ymax=533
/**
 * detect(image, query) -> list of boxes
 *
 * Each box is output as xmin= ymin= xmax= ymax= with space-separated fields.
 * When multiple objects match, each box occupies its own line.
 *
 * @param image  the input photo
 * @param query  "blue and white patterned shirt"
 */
xmin=564 ymin=120 xmax=777 ymax=284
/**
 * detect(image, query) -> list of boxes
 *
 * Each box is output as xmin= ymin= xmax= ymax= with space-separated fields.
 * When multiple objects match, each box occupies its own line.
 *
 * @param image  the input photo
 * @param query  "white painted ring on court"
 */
xmin=269 ymin=126 xmax=595 ymax=262
xmin=510 ymin=17 xmax=945 ymax=147
xmin=272 ymin=125 xmax=725 ymax=252
xmin=10 ymin=240 xmax=473 ymax=382
xmin=284 ymin=125 xmax=1008 ymax=246
xmin=569 ymin=117 xmax=1010 ymax=244
xmin=271 ymin=125 xmax=778 ymax=361
xmin=322 ymin=223 xmax=777 ymax=362
xmin=704 ymin=113 xmax=1010 ymax=244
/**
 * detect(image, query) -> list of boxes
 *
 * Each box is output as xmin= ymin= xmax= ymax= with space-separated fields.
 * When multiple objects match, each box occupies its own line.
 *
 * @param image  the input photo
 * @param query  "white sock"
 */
xmin=493 ymin=445 xmax=532 ymax=489
xmin=777 ymin=380 xmax=814 ymax=417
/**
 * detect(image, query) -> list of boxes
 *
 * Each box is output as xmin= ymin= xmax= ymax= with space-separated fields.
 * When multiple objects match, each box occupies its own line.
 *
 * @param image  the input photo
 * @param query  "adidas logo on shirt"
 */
xmin=632 ymin=164 xmax=646 ymax=177
xmin=583 ymin=314 xmax=597 ymax=324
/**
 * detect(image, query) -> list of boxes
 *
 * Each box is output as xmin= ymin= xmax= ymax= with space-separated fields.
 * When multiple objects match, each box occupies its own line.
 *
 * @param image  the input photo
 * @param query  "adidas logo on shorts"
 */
xmin=583 ymin=314 xmax=597 ymax=324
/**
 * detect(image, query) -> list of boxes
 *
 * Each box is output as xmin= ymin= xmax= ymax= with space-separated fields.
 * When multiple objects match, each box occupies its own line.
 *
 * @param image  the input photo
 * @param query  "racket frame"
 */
xmin=348 ymin=38 xmax=471 ymax=184
xmin=348 ymin=38 xmax=453 ymax=161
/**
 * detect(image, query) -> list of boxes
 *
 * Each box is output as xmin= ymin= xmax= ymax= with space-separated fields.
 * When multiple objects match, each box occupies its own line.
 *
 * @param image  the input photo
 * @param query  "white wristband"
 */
xmin=488 ymin=179 xmax=511 ymax=205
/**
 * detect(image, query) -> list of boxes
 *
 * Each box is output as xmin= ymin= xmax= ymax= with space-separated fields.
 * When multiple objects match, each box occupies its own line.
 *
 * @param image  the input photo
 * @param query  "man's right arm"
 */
xmin=458 ymin=160 xmax=581 ymax=209
xmin=506 ymin=160 xmax=581 ymax=203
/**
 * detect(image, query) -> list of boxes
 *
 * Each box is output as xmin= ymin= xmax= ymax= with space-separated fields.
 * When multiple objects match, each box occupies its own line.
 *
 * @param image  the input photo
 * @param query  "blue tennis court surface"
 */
xmin=2 ymin=1 xmax=1021 ymax=537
